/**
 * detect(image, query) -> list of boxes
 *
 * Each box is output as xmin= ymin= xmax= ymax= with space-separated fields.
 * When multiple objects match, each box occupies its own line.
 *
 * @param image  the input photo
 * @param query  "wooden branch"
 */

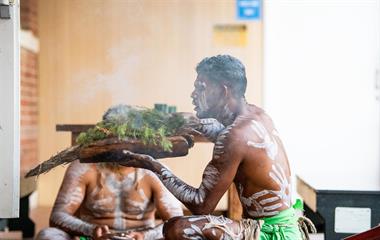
xmin=25 ymin=145 xmax=81 ymax=177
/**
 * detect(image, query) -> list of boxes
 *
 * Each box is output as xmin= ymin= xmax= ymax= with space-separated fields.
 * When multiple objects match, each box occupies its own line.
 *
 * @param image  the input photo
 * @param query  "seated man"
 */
xmin=118 ymin=55 xmax=315 ymax=239
xmin=36 ymin=161 xmax=183 ymax=240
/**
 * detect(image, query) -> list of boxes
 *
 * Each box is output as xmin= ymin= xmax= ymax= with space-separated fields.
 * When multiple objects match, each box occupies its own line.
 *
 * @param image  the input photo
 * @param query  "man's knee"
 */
xmin=35 ymin=227 xmax=71 ymax=240
xmin=163 ymin=216 xmax=188 ymax=240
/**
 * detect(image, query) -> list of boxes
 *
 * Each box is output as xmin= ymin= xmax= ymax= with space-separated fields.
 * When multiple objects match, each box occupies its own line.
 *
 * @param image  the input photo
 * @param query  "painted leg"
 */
xmin=163 ymin=215 xmax=243 ymax=240
xmin=35 ymin=227 xmax=72 ymax=240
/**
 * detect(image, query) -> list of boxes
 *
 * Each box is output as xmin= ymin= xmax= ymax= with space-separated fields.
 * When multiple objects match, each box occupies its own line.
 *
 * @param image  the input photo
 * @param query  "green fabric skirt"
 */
xmin=259 ymin=206 xmax=303 ymax=240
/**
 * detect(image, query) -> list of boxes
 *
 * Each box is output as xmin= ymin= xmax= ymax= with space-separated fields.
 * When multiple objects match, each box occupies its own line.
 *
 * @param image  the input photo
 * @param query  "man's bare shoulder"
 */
xmin=218 ymin=115 xmax=257 ymax=142
xmin=236 ymin=110 xmax=276 ymax=136
xmin=138 ymin=168 xmax=159 ymax=181
xmin=65 ymin=160 xmax=96 ymax=182
xmin=136 ymin=168 xmax=165 ymax=194
xmin=211 ymin=117 xmax=252 ymax=163
xmin=134 ymin=168 xmax=162 ymax=190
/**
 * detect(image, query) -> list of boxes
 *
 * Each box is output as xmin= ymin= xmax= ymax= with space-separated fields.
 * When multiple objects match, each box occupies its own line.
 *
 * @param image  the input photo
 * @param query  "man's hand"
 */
xmin=118 ymin=150 xmax=159 ymax=172
xmin=126 ymin=231 xmax=144 ymax=240
xmin=93 ymin=225 xmax=110 ymax=240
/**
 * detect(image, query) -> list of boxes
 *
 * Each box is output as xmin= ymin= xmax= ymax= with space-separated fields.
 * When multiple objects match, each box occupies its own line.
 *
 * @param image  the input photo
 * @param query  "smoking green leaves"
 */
xmin=76 ymin=105 xmax=185 ymax=152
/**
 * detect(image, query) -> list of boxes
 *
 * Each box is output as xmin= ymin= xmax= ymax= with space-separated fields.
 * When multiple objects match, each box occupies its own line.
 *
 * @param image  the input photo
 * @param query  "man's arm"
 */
xmin=122 ymin=125 xmax=243 ymax=215
xmin=49 ymin=161 xmax=98 ymax=237
xmin=128 ymin=171 xmax=183 ymax=240
xmin=150 ymin=170 xmax=183 ymax=219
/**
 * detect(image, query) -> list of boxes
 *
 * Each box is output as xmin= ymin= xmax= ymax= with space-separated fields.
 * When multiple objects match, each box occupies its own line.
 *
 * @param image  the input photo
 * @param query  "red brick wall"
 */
xmin=20 ymin=0 xmax=38 ymax=36
xmin=20 ymin=0 xmax=39 ymax=174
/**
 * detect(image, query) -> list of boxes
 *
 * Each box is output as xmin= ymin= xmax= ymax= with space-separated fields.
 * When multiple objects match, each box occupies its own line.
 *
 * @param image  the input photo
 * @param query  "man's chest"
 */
xmin=84 ymin=173 xmax=154 ymax=215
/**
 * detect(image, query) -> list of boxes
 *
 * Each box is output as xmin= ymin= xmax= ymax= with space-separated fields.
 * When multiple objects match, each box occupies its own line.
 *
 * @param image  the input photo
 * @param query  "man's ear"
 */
xmin=222 ymin=85 xmax=229 ymax=97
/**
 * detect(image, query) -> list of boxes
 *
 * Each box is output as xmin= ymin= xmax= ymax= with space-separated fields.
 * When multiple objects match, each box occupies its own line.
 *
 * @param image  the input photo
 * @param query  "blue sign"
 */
xmin=237 ymin=0 xmax=261 ymax=20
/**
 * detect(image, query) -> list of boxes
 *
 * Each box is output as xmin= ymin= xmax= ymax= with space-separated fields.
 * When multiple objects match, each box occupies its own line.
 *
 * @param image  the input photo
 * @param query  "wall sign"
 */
xmin=213 ymin=24 xmax=247 ymax=47
xmin=237 ymin=0 xmax=261 ymax=20
xmin=335 ymin=207 xmax=371 ymax=233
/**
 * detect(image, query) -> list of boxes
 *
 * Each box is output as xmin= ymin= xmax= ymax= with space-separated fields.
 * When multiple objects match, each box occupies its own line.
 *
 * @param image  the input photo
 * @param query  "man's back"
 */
xmin=229 ymin=105 xmax=292 ymax=219
xmin=112 ymin=55 xmax=313 ymax=240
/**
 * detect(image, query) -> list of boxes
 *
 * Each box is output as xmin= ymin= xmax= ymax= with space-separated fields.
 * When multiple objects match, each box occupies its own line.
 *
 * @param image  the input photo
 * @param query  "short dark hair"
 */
xmin=196 ymin=55 xmax=247 ymax=98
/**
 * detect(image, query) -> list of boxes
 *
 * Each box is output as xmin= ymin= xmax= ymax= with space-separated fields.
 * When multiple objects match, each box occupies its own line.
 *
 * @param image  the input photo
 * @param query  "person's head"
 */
xmin=191 ymin=55 xmax=247 ymax=119
xmin=102 ymin=104 xmax=131 ymax=122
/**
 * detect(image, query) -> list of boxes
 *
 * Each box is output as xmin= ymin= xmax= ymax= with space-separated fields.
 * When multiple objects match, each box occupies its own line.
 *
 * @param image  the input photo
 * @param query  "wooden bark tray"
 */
xmin=25 ymin=135 xmax=192 ymax=177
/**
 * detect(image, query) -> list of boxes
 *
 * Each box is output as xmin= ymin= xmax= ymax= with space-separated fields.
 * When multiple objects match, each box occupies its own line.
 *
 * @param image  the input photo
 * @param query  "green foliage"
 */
xmin=76 ymin=105 xmax=185 ymax=152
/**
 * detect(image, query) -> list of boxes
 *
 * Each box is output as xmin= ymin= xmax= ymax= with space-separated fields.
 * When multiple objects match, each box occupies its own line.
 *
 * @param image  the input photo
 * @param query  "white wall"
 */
xmin=0 ymin=1 xmax=20 ymax=217
xmin=263 ymin=0 xmax=380 ymax=191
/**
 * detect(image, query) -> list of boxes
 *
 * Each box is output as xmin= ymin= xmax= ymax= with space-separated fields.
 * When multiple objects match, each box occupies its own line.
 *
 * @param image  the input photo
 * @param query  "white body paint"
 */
xmin=143 ymin=224 xmax=164 ymax=240
xmin=49 ymin=162 xmax=180 ymax=239
xmin=203 ymin=215 xmax=241 ymax=240
xmin=159 ymin=187 xmax=184 ymax=217
xmin=143 ymin=168 xmax=183 ymax=217
xmin=160 ymin=164 xmax=220 ymax=205
xmin=183 ymin=224 xmax=204 ymax=240
xmin=182 ymin=215 xmax=244 ymax=240
xmin=95 ymin=168 xmax=146 ymax=229
xmin=50 ymin=163 xmax=96 ymax=236
xmin=198 ymin=118 xmax=225 ymax=142
xmin=198 ymin=81 xmax=209 ymax=112
xmin=212 ymin=123 xmax=235 ymax=160
xmin=247 ymin=120 xmax=278 ymax=161
xmin=35 ymin=227 xmax=72 ymax=240
xmin=188 ymin=216 xmax=207 ymax=222
xmin=242 ymin=120 xmax=291 ymax=218
xmin=182 ymin=213 xmax=262 ymax=240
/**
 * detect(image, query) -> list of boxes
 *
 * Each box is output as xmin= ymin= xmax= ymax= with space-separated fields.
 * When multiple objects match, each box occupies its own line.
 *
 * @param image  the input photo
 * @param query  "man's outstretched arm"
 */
xmin=121 ymin=126 xmax=242 ymax=214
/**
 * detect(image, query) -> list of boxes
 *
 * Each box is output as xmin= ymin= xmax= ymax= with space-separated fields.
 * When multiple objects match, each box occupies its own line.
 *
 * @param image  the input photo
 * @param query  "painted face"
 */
xmin=191 ymin=75 xmax=224 ymax=118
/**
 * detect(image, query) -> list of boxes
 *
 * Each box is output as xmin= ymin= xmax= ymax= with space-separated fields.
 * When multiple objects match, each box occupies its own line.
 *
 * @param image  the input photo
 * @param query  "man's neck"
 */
xmin=218 ymin=98 xmax=248 ymax=126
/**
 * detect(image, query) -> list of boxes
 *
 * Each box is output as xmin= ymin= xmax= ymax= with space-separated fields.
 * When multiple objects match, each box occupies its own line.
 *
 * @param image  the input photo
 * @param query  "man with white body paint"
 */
xmin=117 ymin=55 xmax=314 ymax=239
xmin=35 ymin=162 xmax=183 ymax=240
xmin=36 ymin=105 xmax=183 ymax=240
